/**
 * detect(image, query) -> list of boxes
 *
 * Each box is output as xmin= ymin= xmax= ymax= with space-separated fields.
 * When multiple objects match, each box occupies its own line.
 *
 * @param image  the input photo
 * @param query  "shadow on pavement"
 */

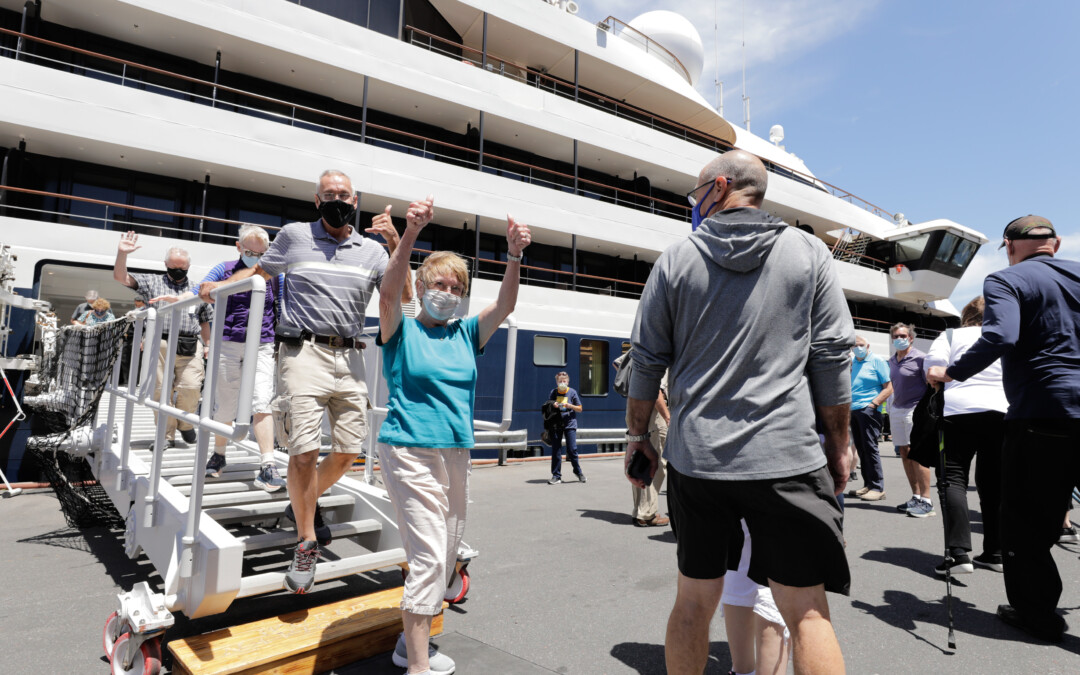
xmin=860 ymin=546 xmax=966 ymax=583
xmin=611 ymin=640 xmax=732 ymax=674
xmin=577 ymin=508 xmax=631 ymax=525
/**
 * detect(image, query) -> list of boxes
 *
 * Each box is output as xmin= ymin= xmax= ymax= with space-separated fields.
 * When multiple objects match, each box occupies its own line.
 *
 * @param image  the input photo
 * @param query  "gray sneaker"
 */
xmin=907 ymin=500 xmax=936 ymax=518
xmin=896 ymin=496 xmax=920 ymax=513
xmin=283 ymin=540 xmax=320 ymax=594
xmin=391 ymin=632 xmax=455 ymax=674
xmin=548 ymin=476 xmax=561 ymax=485
xmin=205 ymin=452 xmax=227 ymax=478
xmin=254 ymin=463 xmax=286 ymax=492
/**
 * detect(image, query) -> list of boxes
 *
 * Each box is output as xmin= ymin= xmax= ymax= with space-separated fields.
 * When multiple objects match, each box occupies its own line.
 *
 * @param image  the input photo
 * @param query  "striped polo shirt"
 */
xmin=259 ymin=221 xmax=388 ymax=339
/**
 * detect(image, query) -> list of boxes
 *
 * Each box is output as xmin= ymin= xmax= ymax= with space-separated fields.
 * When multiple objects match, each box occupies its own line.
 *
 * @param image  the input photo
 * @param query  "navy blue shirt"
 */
xmin=547 ymin=387 xmax=581 ymax=430
xmin=947 ymin=254 xmax=1080 ymax=419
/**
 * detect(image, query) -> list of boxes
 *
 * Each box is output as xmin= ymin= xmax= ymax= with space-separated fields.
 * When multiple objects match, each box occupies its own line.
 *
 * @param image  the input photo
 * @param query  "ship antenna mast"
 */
xmin=741 ymin=0 xmax=749 ymax=131
xmin=714 ymin=0 xmax=723 ymax=117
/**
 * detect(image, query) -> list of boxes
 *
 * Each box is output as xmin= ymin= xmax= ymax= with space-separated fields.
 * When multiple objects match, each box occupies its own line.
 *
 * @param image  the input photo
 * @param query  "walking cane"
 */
xmin=931 ymin=386 xmax=956 ymax=649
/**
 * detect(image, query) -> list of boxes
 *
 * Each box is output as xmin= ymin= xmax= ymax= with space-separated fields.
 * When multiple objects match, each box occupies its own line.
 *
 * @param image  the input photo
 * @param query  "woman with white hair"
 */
xmin=377 ymin=196 xmax=530 ymax=675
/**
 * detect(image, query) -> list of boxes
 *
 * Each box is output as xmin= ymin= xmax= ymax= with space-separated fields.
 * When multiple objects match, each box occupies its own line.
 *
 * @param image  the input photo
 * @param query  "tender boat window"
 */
xmin=950 ymin=240 xmax=978 ymax=268
xmin=934 ymin=233 xmax=960 ymax=264
xmin=534 ymin=336 xmax=567 ymax=367
xmin=894 ymin=233 xmax=931 ymax=264
xmin=579 ymin=339 xmax=609 ymax=396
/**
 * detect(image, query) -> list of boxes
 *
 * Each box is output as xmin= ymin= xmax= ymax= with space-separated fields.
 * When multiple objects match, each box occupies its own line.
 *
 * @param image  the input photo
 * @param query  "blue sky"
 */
xmin=574 ymin=1 xmax=1080 ymax=306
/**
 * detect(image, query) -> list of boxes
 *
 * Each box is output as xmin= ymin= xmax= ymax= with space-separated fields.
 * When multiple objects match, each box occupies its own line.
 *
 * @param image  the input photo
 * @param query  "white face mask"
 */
xmin=419 ymin=284 xmax=461 ymax=321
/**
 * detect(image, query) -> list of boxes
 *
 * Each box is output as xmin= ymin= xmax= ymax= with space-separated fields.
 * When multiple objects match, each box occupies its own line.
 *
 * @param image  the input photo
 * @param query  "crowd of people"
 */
xmin=80 ymin=158 xmax=1078 ymax=674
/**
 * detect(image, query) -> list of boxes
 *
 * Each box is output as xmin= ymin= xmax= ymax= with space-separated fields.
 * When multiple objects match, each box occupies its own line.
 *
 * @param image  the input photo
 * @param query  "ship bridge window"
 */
xmin=934 ymin=233 xmax=960 ymax=264
xmin=949 ymin=239 xmax=978 ymax=268
xmin=894 ymin=233 xmax=931 ymax=265
xmin=534 ymin=336 xmax=567 ymax=367
xmin=579 ymin=339 xmax=609 ymax=396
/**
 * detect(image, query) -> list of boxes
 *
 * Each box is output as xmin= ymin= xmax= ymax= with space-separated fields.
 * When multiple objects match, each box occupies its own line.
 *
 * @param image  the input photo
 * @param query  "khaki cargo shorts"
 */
xmin=273 ymin=341 xmax=369 ymax=455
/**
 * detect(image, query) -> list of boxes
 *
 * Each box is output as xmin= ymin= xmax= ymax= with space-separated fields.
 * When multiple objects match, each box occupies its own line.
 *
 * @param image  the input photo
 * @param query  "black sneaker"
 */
xmin=205 ymin=452 xmax=227 ymax=478
xmin=284 ymin=540 xmax=320 ymax=594
xmin=284 ymin=502 xmax=331 ymax=546
xmin=576 ymin=473 xmax=587 ymax=484
xmin=180 ymin=428 xmax=197 ymax=444
xmin=935 ymin=553 xmax=973 ymax=576
xmin=996 ymin=604 xmax=1065 ymax=643
xmin=973 ymin=552 xmax=1004 ymax=572
xmin=1059 ymin=525 xmax=1078 ymax=543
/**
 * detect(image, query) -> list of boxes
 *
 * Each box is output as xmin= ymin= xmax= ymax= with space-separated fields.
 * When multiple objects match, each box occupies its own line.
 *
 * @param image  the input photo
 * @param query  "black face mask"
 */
xmin=166 ymin=267 xmax=188 ymax=283
xmin=318 ymin=199 xmax=356 ymax=230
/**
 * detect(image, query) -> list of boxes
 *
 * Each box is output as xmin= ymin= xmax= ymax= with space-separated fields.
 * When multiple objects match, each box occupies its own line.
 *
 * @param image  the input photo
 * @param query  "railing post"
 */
xmin=103 ymin=204 xmax=110 ymax=230
xmin=472 ymin=215 xmax=481 ymax=280
xmin=572 ymin=234 xmax=578 ymax=292
xmin=361 ymin=75 xmax=369 ymax=143
xmin=573 ymin=140 xmax=579 ymax=195
xmin=478 ymin=111 xmax=485 ymax=170
xmin=121 ymin=63 xmax=127 ymax=87
xmin=481 ymin=12 xmax=488 ymax=69
xmin=574 ymin=49 xmax=579 ymax=102
xmin=198 ymin=174 xmax=209 ymax=242
xmin=211 ymin=50 xmax=221 ymax=108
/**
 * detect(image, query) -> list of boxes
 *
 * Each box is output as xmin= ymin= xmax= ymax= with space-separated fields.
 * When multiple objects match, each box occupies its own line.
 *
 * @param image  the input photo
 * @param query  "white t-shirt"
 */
xmin=925 ymin=326 xmax=1008 ymax=417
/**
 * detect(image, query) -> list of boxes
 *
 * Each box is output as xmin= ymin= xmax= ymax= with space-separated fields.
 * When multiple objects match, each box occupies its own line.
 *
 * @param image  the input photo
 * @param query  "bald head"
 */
xmin=700 ymin=150 xmax=769 ymax=207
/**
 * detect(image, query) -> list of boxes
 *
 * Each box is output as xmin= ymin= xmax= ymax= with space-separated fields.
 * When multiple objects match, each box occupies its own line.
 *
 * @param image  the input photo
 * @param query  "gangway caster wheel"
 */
xmin=444 ymin=564 xmax=470 ymax=604
xmin=103 ymin=610 xmax=126 ymax=660
xmin=110 ymin=632 xmax=161 ymax=675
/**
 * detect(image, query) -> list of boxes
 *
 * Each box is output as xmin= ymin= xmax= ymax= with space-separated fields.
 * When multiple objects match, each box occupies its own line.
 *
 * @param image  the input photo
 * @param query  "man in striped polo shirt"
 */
xmin=199 ymin=169 xmax=410 ymax=593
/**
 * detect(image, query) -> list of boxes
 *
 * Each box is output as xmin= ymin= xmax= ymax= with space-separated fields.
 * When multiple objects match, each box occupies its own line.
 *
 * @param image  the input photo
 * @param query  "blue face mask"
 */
xmin=893 ymin=338 xmax=910 ymax=351
xmin=691 ymin=183 xmax=716 ymax=231
xmin=241 ymin=255 xmax=260 ymax=268
xmin=853 ymin=346 xmax=868 ymax=360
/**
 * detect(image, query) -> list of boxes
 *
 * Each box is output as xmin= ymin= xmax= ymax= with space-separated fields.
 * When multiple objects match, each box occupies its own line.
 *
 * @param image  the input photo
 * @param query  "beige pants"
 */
xmin=275 ymin=341 xmax=369 ymax=455
xmin=631 ymin=413 xmax=668 ymax=520
xmin=379 ymin=445 xmax=471 ymax=616
xmin=153 ymin=339 xmax=205 ymax=440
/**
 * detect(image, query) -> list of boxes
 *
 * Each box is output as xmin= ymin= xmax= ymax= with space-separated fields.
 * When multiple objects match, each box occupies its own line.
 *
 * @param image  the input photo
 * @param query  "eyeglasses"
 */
xmin=686 ymin=177 xmax=732 ymax=206
xmin=429 ymin=280 xmax=465 ymax=296
xmin=318 ymin=191 xmax=353 ymax=202
xmin=241 ymin=249 xmax=264 ymax=258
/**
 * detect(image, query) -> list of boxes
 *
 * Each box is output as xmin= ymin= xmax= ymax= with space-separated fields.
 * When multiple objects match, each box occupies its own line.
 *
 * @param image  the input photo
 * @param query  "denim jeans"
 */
xmin=550 ymin=428 xmax=582 ymax=479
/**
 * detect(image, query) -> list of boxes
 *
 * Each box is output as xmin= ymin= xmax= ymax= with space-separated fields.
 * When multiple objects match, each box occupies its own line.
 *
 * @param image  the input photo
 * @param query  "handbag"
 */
xmin=176 ymin=334 xmax=199 ymax=357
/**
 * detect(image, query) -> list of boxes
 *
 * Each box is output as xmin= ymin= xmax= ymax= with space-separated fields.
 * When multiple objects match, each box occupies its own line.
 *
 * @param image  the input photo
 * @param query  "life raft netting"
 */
xmin=23 ymin=320 xmax=128 ymax=528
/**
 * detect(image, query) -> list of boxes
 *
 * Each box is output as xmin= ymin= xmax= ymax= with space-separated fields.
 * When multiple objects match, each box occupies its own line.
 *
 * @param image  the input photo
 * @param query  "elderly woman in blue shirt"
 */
xmin=377 ymin=196 xmax=530 ymax=675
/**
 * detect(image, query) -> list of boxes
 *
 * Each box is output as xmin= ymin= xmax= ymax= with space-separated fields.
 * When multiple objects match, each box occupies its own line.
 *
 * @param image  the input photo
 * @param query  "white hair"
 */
xmin=238 ymin=224 xmax=270 ymax=248
xmin=316 ymin=169 xmax=353 ymax=194
xmin=85 ymin=290 xmax=99 ymax=302
xmin=165 ymin=247 xmax=191 ymax=265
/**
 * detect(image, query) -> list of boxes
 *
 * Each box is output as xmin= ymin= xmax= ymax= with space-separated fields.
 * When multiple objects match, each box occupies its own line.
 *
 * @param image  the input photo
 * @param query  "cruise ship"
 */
xmin=0 ymin=0 xmax=988 ymax=476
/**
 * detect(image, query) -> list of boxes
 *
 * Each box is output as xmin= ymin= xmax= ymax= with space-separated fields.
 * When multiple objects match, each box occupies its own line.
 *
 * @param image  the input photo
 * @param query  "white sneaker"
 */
xmin=392 ymin=633 xmax=455 ymax=674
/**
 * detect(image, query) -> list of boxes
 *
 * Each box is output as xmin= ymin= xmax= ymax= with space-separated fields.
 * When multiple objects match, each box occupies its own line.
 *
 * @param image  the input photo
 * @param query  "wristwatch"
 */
xmin=626 ymin=432 xmax=649 ymax=442
xmin=506 ymin=253 xmax=522 ymax=263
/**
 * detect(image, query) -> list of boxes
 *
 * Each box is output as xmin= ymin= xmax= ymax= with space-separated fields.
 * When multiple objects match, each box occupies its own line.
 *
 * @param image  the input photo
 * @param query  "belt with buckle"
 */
xmin=308 ymin=334 xmax=364 ymax=349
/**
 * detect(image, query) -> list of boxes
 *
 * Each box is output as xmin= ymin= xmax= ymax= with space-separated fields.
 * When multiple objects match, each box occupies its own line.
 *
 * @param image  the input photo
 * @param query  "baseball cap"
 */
xmin=998 ymin=215 xmax=1056 ymax=249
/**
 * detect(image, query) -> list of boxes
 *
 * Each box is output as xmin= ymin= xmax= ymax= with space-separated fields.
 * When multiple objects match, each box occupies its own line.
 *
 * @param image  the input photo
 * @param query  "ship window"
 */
xmin=894 ymin=233 xmax=931 ymax=264
xmin=534 ymin=336 xmax=566 ymax=367
xmin=934 ymin=233 xmax=960 ymax=263
xmin=579 ymin=339 xmax=609 ymax=396
xmin=69 ymin=171 xmax=128 ymax=229
xmin=950 ymin=240 xmax=978 ymax=267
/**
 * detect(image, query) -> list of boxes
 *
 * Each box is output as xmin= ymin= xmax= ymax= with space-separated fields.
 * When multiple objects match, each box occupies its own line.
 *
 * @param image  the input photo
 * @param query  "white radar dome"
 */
xmin=627 ymin=10 xmax=705 ymax=86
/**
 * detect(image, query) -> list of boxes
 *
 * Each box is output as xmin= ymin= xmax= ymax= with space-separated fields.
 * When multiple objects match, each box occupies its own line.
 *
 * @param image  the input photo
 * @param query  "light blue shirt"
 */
xmin=377 ymin=315 xmax=484 ymax=448
xmin=851 ymin=352 xmax=890 ymax=409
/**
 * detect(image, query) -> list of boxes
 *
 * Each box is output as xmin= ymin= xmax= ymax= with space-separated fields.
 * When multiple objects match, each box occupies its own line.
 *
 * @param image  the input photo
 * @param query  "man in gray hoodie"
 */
xmin=625 ymin=150 xmax=854 ymax=675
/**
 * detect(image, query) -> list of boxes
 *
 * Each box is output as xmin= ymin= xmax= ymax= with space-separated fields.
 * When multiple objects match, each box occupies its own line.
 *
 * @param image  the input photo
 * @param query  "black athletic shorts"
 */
xmin=666 ymin=463 xmax=850 ymax=595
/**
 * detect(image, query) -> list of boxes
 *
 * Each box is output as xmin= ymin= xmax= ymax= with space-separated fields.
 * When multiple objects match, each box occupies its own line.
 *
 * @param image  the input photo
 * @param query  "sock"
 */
xmin=214 ymin=447 xmax=226 ymax=456
xmin=260 ymin=453 xmax=275 ymax=466
xmin=921 ymin=496 xmax=932 ymax=505
xmin=912 ymin=494 xmax=920 ymax=502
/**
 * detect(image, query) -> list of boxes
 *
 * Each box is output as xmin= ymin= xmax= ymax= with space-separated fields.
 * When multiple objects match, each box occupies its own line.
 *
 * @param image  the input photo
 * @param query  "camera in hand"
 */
xmin=627 ymin=450 xmax=652 ymax=486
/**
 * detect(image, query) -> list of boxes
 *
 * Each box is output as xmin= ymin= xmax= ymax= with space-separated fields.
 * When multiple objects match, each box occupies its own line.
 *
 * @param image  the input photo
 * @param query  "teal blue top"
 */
xmin=850 ymin=352 xmax=890 ymax=409
xmin=377 ymin=315 xmax=484 ymax=448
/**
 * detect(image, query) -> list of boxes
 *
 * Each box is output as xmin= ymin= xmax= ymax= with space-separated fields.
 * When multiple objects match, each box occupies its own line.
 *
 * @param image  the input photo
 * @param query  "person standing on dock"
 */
xmin=113 ymin=237 xmax=211 ymax=448
xmin=887 ymin=322 xmax=934 ymax=517
xmin=625 ymin=150 xmax=853 ymax=675
xmin=928 ymin=216 xmax=1080 ymax=644
xmin=546 ymin=372 xmax=586 ymax=485
xmin=197 ymin=169 xmax=407 ymax=594
xmin=376 ymin=198 xmax=530 ymax=675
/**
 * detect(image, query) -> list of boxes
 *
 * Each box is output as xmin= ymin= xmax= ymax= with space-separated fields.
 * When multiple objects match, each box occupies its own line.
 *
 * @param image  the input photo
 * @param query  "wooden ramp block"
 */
xmin=169 ymin=587 xmax=445 ymax=675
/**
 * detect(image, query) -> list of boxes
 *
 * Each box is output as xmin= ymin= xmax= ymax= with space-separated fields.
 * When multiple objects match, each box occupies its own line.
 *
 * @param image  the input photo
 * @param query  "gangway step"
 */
xmin=168 ymin=468 xmax=288 ymax=486
xmin=175 ymin=481 xmax=269 ymax=496
xmin=238 ymin=519 xmax=383 ymax=552
xmin=204 ymin=494 xmax=353 ymax=523
xmin=237 ymin=547 xmax=407 ymax=598
xmin=168 ymin=585 xmax=444 ymax=675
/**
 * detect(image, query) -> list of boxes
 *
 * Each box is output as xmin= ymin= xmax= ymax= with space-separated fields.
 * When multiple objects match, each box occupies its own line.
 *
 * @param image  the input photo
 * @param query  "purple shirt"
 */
xmin=889 ymin=347 xmax=927 ymax=409
xmin=201 ymin=259 xmax=276 ymax=343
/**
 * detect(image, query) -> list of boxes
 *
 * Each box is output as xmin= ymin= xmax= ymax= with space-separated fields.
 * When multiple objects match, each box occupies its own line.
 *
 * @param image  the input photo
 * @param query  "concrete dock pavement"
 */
xmin=3 ymin=444 xmax=1080 ymax=673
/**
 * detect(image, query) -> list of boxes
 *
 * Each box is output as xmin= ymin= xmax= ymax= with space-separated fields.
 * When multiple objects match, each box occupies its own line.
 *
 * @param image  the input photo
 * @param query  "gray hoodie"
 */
xmin=629 ymin=207 xmax=855 ymax=480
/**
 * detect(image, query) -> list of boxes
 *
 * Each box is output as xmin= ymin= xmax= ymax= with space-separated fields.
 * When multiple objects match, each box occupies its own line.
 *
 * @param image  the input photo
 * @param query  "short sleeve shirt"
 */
xmin=888 ymin=347 xmax=928 ymax=409
xmin=547 ymin=387 xmax=582 ymax=430
xmin=850 ymin=353 xmax=890 ymax=409
xmin=129 ymin=272 xmax=211 ymax=336
xmin=377 ymin=316 xmax=484 ymax=448
xmin=259 ymin=221 xmax=388 ymax=339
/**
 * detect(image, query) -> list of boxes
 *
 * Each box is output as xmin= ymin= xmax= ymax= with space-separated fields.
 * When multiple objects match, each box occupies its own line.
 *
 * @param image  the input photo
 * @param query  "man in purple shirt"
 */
xmin=888 ymin=322 xmax=933 ymax=518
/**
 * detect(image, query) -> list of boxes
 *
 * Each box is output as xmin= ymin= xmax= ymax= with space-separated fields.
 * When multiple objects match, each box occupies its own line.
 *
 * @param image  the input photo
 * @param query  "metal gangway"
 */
xmin=32 ymin=276 xmax=522 ymax=675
